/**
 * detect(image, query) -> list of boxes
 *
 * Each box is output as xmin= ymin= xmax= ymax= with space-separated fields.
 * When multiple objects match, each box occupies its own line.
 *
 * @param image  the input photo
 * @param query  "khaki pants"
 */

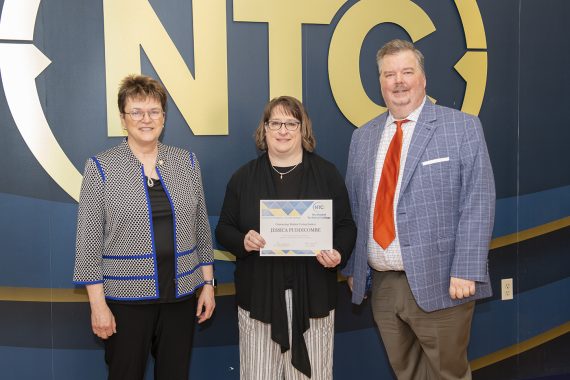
xmin=372 ymin=270 xmax=475 ymax=380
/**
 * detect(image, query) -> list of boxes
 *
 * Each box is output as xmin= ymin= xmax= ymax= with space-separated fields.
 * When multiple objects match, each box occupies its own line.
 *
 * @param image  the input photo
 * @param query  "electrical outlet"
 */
xmin=501 ymin=278 xmax=513 ymax=300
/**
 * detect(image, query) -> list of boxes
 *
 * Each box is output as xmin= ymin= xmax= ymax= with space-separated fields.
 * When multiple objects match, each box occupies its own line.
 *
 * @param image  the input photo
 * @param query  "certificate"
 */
xmin=259 ymin=199 xmax=332 ymax=256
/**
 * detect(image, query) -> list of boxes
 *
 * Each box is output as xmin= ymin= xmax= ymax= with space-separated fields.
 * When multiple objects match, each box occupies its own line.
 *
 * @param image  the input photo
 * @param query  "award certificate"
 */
xmin=259 ymin=199 xmax=332 ymax=256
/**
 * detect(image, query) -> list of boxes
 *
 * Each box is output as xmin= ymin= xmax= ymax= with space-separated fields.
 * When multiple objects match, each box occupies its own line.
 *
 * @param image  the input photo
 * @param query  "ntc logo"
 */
xmin=313 ymin=202 xmax=325 ymax=211
xmin=0 ymin=0 xmax=487 ymax=201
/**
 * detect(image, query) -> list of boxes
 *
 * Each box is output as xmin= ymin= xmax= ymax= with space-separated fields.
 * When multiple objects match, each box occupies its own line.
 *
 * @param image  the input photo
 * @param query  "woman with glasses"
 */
xmin=216 ymin=96 xmax=356 ymax=379
xmin=73 ymin=74 xmax=215 ymax=380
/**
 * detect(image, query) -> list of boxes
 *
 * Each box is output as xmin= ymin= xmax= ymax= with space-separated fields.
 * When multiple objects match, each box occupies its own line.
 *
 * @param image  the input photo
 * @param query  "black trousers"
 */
xmin=105 ymin=296 xmax=197 ymax=380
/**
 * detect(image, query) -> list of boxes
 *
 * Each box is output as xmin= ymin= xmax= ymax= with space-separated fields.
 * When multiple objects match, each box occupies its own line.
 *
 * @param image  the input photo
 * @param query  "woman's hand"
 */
xmin=90 ymin=303 xmax=116 ymax=340
xmin=86 ymin=283 xmax=116 ymax=339
xmin=196 ymin=285 xmax=216 ymax=324
xmin=243 ymin=230 xmax=266 ymax=252
xmin=316 ymin=249 xmax=341 ymax=268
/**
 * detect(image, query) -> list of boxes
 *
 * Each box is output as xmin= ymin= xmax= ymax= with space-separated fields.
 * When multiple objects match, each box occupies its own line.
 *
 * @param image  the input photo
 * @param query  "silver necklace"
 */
xmin=271 ymin=162 xmax=301 ymax=180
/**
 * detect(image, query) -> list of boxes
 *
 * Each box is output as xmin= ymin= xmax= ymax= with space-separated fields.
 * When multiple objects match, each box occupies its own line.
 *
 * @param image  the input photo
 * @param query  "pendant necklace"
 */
xmin=147 ymin=160 xmax=159 ymax=187
xmin=271 ymin=162 xmax=301 ymax=180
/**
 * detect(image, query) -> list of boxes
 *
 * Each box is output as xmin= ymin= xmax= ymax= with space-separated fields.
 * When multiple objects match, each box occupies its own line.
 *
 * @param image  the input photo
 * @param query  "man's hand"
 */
xmin=449 ymin=277 xmax=476 ymax=299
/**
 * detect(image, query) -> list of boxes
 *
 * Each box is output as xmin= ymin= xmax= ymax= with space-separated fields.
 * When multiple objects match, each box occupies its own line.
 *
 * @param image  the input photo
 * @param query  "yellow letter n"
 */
xmin=103 ymin=0 xmax=228 ymax=136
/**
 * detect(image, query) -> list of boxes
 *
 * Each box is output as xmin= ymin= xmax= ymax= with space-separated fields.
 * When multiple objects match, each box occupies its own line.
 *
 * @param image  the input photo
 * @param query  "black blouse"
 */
xmin=147 ymin=177 xmax=177 ymax=302
xmin=215 ymin=151 xmax=356 ymax=377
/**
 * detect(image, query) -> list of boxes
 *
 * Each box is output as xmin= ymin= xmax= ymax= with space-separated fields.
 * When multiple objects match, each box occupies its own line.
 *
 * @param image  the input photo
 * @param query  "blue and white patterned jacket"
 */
xmin=73 ymin=140 xmax=214 ymax=300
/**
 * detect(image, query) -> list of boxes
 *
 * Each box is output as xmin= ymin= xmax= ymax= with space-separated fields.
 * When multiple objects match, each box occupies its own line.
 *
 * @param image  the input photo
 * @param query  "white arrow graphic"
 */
xmin=0 ymin=43 xmax=82 ymax=201
xmin=0 ymin=0 xmax=41 ymax=40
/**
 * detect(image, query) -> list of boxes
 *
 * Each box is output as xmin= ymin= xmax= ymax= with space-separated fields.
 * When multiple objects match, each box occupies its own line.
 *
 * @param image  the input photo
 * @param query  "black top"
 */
xmin=148 ymin=177 xmax=177 ymax=302
xmin=215 ymin=151 xmax=357 ymax=377
xmin=270 ymin=162 xmax=304 ymax=197
xmin=272 ymin=162 xmax=303 ymax=288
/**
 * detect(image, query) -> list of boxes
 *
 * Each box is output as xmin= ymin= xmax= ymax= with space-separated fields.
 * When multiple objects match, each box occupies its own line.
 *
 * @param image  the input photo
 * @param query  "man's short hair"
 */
xmin=376 ymin=39 xmax=425 ymax=75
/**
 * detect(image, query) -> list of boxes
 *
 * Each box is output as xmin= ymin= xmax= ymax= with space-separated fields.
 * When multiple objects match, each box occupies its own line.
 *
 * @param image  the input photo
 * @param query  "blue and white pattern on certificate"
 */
xmin=260 ymin=199 xmax=333 ymax=256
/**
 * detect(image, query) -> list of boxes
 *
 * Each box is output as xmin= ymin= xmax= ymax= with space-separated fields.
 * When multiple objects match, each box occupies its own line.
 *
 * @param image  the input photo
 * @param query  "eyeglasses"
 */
xmin=123 ymin=110 xmax=164 ymax=121
xmin=265 ymin=120 xmax=301 ymax=131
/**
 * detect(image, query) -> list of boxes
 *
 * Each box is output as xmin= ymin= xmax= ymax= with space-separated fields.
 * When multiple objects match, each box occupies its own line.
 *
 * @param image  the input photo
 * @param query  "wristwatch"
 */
xmin=204 ymin=279 xmax=216 ymax=288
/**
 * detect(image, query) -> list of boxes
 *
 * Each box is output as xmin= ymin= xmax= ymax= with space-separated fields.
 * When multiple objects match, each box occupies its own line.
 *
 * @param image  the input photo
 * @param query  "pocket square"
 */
xmin=421 ymin=157 xmax=450 ymax=166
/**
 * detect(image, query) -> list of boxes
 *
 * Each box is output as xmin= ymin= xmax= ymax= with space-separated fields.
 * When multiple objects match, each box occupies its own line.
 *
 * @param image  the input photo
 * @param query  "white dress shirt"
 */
xmin=368 ymin=98 xmax=426 ymax=271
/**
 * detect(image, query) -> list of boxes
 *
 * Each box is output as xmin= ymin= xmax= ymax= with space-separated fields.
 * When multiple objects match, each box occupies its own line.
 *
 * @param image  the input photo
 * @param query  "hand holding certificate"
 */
xmin=259 ymin=200 xmax=332 ymax=256
xmin=244 ymin=229 xmax=266 ymax=252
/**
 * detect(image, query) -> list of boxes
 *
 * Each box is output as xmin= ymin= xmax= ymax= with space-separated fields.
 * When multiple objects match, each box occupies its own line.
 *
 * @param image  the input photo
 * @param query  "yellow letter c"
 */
xmin=328 ymin=0 xmax=436 ymax=127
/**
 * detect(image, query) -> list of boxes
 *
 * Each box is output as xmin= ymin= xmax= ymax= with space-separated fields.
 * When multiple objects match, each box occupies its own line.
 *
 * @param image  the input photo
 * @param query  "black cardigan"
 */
xmin=215 ymin=151 xmax=356 ymax=377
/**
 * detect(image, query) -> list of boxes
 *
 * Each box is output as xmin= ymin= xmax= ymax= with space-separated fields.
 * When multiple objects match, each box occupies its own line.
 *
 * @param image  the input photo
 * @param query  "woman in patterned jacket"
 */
xmin=73 ymin=74 xmax=215 ymax=380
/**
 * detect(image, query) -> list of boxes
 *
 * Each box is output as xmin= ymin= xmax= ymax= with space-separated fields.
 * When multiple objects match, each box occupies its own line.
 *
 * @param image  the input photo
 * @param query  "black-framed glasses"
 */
xmin=265 ymin=120 xmax=300 ymax=131
xmin=123 ymin=110 xmax=164 ymax=121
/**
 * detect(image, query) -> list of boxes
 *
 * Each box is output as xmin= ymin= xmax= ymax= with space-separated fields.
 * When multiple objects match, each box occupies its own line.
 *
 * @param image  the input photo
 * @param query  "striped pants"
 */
xmin=238 ymin=290 xmax=335 ymax=380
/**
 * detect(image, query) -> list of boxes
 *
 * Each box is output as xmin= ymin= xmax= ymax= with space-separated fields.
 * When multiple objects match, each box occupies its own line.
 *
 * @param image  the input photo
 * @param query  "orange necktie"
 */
xmin=373 ymin=119 xmax=409 ymax=249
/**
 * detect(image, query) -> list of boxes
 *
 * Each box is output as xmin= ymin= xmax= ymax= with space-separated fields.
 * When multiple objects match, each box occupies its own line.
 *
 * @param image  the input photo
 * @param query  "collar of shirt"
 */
xmin=385 ymin=96 xmax=427 ymax=128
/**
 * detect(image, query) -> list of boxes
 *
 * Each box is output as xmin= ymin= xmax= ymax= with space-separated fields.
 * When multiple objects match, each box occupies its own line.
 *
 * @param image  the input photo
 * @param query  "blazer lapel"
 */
xmin=399 ymin=100 xmax=437 ymax=197
xmin=364 ymin=114 xmax=387 ymax=205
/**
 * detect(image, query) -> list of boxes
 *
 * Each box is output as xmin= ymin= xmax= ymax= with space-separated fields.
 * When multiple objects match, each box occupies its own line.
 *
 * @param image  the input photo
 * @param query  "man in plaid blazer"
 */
xmin=343 ymin=39 xmax=495 ymax=379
